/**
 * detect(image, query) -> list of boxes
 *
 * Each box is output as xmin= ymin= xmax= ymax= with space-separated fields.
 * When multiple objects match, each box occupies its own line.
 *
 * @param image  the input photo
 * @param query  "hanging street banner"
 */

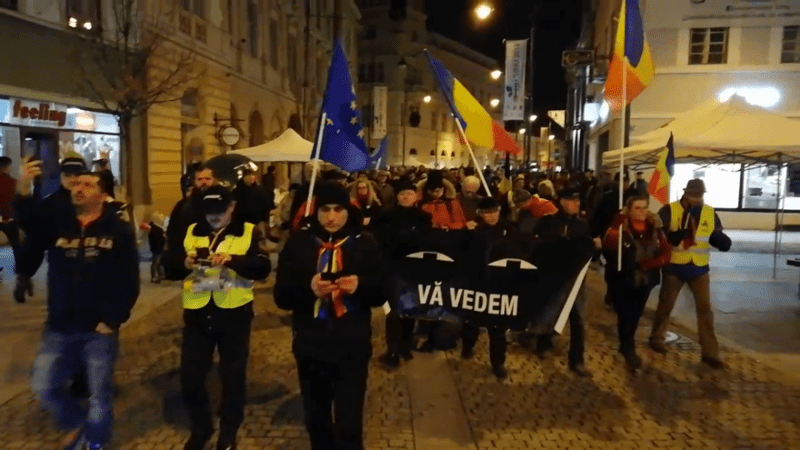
xmin=372 ymin=86 xmax=388 ymax=140
xmin=503 ymin=39 xmax=528 ymax=121
xmin=389 ymin=229 xmax=590 ymax=332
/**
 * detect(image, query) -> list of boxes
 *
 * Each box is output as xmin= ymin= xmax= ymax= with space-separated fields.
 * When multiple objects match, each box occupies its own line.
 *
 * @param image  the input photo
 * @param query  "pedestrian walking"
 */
xmin=275 ymin=182 xmax=385 ymax=450
xmin=0 ymin=156 xmax=20 ymax=280
xmin=649 ymin=179 xmax=731 ymax=369
xmin=147 ymin=212 xmax=167 ymax=283
xmin=460 ymin=197 xmax=528 ymax=380
xmin=17 ymin=168 xmax=139 ymax=450
xmin=602 ymin=194 xmax=671 ymax=371
xmin=179 ymin=185 xmax=271 ymax=450
xmin=371 ymin=180 xmax=432 ymax=369
xmin=532 ymin=185 xmax=595 ymax=377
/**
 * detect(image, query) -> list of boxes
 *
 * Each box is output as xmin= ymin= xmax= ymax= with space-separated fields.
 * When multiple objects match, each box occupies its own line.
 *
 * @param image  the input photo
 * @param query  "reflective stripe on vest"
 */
xmin=182 ymin=223 xmax=256 ymax=310
xmin=668 ymin=202 xmax=715 ymax=267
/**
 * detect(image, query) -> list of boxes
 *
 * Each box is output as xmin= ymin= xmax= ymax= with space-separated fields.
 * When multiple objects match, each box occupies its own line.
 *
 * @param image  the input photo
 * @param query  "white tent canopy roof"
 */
xmin=232 ymin=128 xmax=313 ymax=162
xmin=603 ymin=96 xmax=800 ymax=169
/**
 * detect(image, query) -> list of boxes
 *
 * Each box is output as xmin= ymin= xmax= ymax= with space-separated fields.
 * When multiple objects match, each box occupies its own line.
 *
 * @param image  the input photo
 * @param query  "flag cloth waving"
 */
xmin=647 ymin=133 xmax=675 ymax=204
xmin=604 ymin=0 xmax=655 ymax=112
xmin=314 ymin=39 xmax=370 ymax=172
xmin=425 ymin=51 xmax=521 ymax=155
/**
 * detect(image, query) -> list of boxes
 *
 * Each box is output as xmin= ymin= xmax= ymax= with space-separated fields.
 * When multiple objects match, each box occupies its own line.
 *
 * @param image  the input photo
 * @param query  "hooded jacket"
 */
xmin=16 ymin=202 xmax=140 ymax=333
xmin=417 ymin=178 xmax=468 ymax=230
xmin=274 ymin=204 xmax=385 ymax=362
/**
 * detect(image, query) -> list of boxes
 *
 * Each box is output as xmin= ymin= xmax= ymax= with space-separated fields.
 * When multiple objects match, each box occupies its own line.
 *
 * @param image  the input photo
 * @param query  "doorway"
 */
xmin=21 ymin=130 xmax=60 ymax=198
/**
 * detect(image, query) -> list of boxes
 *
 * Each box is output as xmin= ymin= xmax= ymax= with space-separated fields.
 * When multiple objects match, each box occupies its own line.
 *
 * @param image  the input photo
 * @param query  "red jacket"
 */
xmin=603 ymin=211 xmax=671 ymax=271
xmin=0 ymin=172 xmax=16 ymax=221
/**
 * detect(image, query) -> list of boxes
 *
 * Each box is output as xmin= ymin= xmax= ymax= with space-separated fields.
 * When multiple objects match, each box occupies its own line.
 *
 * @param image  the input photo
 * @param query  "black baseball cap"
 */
xmin=60 ymin=157 xmax=87 ymax=174
xmin=201 ymin=185 xmax=234 ymax=214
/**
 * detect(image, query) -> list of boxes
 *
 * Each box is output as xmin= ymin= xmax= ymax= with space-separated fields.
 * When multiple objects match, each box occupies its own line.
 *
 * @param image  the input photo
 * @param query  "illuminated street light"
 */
xmin=423 ymin=95 xmax=432 ymax=103
xmin=83 ymin=21 xmax=92 ymax=30
xmin=68 ymin=17 xmax=78 ymax=28
xmin=548 ymin=135 xmax=555 ymax=141
xmin=490 ymin=70 xmax=502 ymax=80
xmin=490 ymin=98 xmax=500 ymax=107
xmin=519 ymin=128 xmax=526 ymax=134
xmin=475 ymin=3 xmax=493 ymax=20
xmin=529 ymin=114 xmax=537 ymax=122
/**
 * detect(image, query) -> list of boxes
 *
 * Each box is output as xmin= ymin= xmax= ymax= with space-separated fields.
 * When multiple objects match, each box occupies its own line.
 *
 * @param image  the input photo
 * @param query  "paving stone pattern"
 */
xmin=1 ymin=270 xmax=800 ymax=449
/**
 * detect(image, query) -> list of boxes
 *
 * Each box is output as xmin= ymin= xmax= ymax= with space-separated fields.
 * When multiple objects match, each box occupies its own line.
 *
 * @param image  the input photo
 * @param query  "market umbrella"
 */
xmin=204 ymin=153 xmax=258 ymax=188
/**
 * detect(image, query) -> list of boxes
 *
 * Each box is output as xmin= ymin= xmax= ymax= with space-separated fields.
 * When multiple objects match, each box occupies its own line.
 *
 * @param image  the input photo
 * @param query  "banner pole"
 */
xmin=305 ymin=111 xmax=327 ymax=217
xmin=455 ymin=118 xmax=492 ymax=195
xmin=617 ymin=20 xmax=628 ymax=272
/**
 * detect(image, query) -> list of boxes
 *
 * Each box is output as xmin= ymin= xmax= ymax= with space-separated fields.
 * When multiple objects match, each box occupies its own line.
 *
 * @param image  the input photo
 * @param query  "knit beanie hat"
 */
xmin=426 ymin=170 xmax=445 ymax=191
xmin=316 ymin=182 xmax=350 ymax=208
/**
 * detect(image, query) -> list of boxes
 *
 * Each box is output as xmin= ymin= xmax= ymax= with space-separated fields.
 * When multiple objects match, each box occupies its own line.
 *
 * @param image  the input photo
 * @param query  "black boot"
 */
xmin=216 ymin=433 xmax=237 ymax=450
xmin=621 ymin=349 xmax=642 ymax=371
xmin=400 ymin=349 xmax=414 ymax=361
xmin=380 ymin=353 xmax=400 ymax=369
xmin=492 ymin=365 xmax=508 ymax=380
xmin=184 ymin=432 xmax=211 ymax=450
xmin=461 ymin=346 xmax=475 ymax=360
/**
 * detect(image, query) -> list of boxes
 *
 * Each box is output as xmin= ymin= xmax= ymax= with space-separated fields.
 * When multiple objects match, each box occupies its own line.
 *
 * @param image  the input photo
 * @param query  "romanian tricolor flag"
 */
xmin=647 ymin=133 xmax=675 ymax=205
xmin=604 ymin=0 xmax=655 ymax=112
xmin=425 ymin=51 xmax=521 ymax=155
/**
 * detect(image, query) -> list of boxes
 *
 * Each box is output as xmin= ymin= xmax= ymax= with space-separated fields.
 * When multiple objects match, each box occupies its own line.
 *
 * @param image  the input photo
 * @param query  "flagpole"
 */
xmin=305 ymin=111 xmax=327 ymax=217
xmin=617 ymin=5 xmax=627 ymax=273
xmin=454 ymin=118 xmax=492 ymax=196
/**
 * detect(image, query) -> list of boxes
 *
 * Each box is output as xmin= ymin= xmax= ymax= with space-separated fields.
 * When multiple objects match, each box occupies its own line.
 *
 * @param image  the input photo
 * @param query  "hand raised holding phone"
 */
xmin=17 ymin=156 xmax=42 ymax=197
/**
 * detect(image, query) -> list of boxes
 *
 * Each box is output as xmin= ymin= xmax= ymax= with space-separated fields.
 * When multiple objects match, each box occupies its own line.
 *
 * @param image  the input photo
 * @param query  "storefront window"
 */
xmin=742 ymin=165 xmax=779 ymax=210
xmin=59 ymin=132 xmax=121 ymax=179
xmin=670 ymin=163 xmax=740 ymax=209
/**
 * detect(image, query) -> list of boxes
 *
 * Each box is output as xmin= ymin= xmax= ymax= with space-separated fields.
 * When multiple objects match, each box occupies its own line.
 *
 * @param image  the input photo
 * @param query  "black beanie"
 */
xmin=396 ymin=179 xmax=417 ymax=195
xmin=315 ymin=182 xmax=350 ymax=208
xmin=426 ymin=170 xmax=445 ymax=191
xmin=477 ymin=197 xmax=501 ymax=211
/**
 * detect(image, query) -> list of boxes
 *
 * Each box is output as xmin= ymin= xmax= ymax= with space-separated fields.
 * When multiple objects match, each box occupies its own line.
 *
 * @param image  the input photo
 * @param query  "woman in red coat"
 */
xmin=603 ymin=194 xmax=671 ymax=372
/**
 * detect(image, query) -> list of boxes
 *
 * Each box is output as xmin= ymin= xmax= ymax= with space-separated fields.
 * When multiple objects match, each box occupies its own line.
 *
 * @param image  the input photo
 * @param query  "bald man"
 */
xmin=457 ymin=176 xmax=483 ymax=229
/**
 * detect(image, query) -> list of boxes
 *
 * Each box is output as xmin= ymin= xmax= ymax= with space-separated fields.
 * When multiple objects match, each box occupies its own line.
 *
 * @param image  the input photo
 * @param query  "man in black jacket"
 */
xmin=533 ymin=185 xmax=594 ymax=377
xmin=164 ymin=165 xmax=215 ymax=280
xmin=370 ymin=180 xmax=432 ymax=369
xmin=460 ymin=197 xmax=528 ymax=380
xmin=275 ymin=182 xmax=385 ymax=450
xmin=18 ymin=170 xmax=139 ymax=450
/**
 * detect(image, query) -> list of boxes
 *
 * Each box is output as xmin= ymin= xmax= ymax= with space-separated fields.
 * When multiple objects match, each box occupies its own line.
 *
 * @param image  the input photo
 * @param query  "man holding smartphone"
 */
xmin=179 ymin=185 xmax=271 ymax=450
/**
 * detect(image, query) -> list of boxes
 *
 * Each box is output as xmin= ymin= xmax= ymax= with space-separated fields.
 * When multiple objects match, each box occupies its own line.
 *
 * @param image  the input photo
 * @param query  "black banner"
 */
xmin=391 ymin=229 xmax=589 ymax=330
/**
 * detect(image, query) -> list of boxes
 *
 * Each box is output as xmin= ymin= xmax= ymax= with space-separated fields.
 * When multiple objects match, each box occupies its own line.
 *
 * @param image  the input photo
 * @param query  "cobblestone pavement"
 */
xmin=1 ymin=270 xmax=800 ymax=449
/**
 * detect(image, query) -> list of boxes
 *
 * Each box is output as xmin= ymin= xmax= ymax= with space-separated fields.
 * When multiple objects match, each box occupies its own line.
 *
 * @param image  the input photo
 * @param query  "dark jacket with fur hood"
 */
xmin=603 ymin=209 xmax=671 ymax=289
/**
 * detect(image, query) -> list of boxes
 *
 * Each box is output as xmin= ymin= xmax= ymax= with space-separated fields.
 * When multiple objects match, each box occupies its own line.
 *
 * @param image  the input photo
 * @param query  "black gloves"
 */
xmin=14 ymin=275 xmax=33 ymax=304
xmin=667 ymin=230 xmax=690 ymax=247
xmin=709 ymin=231 xmax=732 ymax=252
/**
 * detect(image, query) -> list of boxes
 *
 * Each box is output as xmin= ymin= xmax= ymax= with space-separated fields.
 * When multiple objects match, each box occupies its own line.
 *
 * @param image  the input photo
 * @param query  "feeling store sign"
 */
xmin=11 ymin=99 xmax=68 ymax=127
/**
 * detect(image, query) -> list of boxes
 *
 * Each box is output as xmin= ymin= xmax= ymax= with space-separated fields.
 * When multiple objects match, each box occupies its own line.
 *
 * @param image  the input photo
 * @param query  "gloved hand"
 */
xmin=709 ymin=231 xmax=732 ymax=252
xmin=14 ymin=276 xmax=32 ymax=304
xmin=667 ymin=230 xmax=690 ymax=247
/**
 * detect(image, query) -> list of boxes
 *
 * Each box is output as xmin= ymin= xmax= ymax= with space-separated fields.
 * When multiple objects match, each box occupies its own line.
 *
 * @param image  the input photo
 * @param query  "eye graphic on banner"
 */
xmin=406 ymin=251 xmax=455 ymax=262
xmin=488 ymin=259 xmax=537 ymax=269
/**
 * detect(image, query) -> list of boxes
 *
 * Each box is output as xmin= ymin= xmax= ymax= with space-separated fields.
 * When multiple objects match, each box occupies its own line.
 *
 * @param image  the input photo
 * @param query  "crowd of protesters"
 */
xmin=3 ymin=154 xmax=732 ymax=450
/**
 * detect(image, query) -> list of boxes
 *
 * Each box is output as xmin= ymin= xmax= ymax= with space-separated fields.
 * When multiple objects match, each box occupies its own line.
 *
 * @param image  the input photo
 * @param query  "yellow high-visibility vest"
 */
xmin=182 ymin=223 xmax=255 ymax=310
xmin=668 ymin=202 xmax=715 ymax=267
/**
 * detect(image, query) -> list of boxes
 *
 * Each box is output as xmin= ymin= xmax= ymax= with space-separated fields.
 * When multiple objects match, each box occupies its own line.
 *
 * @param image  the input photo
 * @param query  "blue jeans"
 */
xmin=31 ymin=330 xmax=119 ymax=446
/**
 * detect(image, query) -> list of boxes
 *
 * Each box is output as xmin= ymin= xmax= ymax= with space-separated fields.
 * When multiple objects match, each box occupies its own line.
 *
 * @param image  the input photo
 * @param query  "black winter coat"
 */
xmin=533 ymin=211 xmax=594 ymax=275
xmin=370 ymin=206 xmax=432 ymax=262
xmin=274 ymin=214 xmax=385 ymax=363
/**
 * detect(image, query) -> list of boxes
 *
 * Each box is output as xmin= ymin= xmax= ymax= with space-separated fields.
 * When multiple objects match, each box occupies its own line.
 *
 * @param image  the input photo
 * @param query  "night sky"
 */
xmin=425 ymin=0 xmax=584 ymax=125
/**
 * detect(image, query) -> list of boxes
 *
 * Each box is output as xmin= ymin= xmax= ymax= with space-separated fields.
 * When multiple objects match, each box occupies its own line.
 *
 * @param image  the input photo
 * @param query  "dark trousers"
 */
xmin=461 ymin=324 xmax=507 ymax=369
xmin=385 ymin=312 xmax=415 ymax=355
xmin=180 ymin=303 xmax=253 ymax=438
xmin=0 ymin=220 xmax=20 ymax=263
xmin=296 ymin=356 xmax=369 ymax=450
xmin=150 ymin=252 xmax=164 ymax=281
xmin=610 ymin=285 xmax=652 ymax=353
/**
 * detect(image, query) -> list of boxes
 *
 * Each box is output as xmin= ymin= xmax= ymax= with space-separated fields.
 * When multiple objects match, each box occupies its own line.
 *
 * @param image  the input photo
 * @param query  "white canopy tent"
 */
xmin=232 ymin=128 xmax=314 ymax=162
xmin=601 ymin=95 xmax=800 ymax=277
xmin=603 ymin=96 xmax=800 ymax=169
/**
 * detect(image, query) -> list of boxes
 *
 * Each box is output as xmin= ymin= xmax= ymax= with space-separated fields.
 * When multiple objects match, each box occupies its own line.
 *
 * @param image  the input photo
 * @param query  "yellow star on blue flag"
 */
xmin=312 ymin=39 xmax=369 ymax=172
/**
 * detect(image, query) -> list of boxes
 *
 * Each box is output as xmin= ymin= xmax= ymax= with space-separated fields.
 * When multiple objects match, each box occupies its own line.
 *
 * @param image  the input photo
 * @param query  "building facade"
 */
xmin=356 ymin=0 xmax=511 ymax=169
xmin=0 ymin=0 xmax=360 ymax=217
xmin=586 ymin=0 xmax=800 ymax=228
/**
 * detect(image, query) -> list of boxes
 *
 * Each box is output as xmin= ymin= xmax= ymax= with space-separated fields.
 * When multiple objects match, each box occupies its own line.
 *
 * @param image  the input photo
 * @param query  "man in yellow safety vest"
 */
xmin=649 ymin=179 xmax=731 ymax=369
xmin=180 ymin=185 xmax=271 ymax=450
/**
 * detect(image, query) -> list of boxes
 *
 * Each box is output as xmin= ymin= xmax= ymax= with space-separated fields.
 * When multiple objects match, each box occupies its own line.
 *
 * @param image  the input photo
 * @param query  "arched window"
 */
xmin=451 ymin=151 xmax=456 ymax=157
xmin=249 ymin=110 xmax=264 ymax=146
xmin=288 ymin=113 xmax=303 ymax=134
xmin=181 ymin=89 xmax=199 ymax=118
xmin=441 ymin=150 xmax=447 ymax=156
xmin=409 ymin=148 xmax=418 ymax=155
xmin=429 ymin=150 xmax=435 ymax=156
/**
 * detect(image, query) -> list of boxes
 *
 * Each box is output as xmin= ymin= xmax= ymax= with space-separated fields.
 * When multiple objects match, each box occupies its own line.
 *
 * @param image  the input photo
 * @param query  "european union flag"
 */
xmin=314 ymin=40 xmax=370 ymax=173
xmin=368 ymin=137 xmax=389 ymax=170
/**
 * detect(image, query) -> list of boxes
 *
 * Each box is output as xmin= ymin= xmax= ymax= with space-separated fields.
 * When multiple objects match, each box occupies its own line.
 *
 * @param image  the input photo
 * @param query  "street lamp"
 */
xmin=529 ymin=114 xmax=537 ymax=122
xmin=490 ymin=69 xmax=502 ymax=80
xmin=549 ymin=134 xmax=555 ymax=140
xmin=475 ymin=3 xmax=493 ymax=20
xmin=519 ymin=128 xmax=526 ymax=134
xmin=490 ymin=98 xmax=500 ymax=108
xmin=423 ymin=95 xmax=432 ymax=103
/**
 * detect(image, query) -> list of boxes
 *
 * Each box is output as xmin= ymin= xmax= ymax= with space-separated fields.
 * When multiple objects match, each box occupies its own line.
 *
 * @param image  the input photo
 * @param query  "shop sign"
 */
xmin=219 ymin=126 xmax=241 ymax=146
xmin=10 ymin=99 xmax=68 ymax=127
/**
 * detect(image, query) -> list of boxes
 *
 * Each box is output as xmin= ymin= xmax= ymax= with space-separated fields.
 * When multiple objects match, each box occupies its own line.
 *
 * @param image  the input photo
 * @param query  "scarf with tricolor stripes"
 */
xmin=314 ymin=236 xmax=354 ymax=320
